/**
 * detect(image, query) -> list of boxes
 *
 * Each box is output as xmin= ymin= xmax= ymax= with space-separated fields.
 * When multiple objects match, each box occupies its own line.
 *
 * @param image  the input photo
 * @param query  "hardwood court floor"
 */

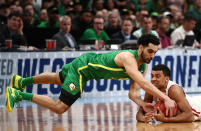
xmin=1 ymin=100 xmax=201 ymax=131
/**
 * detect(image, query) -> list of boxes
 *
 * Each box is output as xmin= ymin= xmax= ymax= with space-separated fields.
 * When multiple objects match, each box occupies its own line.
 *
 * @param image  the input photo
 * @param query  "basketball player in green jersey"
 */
xmin=6 ymin=34 xmax=176 ymax=116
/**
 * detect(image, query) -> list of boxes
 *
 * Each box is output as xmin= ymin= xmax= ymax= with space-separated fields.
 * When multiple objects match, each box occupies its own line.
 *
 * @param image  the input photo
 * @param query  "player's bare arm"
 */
xmin=128 ymin=64 xmax=147 ymax=106
xmin=114 ymin=51 xmax=176 ymax=115
xmin=154 ymin=85 xmax=194 ymax=122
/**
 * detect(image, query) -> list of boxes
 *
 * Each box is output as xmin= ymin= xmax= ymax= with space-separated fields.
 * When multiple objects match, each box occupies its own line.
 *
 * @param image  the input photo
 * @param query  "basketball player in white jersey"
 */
xmin=136 ymin=64 xmax=201 ymax=123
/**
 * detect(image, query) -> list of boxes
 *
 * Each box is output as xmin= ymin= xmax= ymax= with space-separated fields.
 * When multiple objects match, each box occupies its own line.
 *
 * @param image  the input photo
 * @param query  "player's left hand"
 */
xmin=145 ymin=112 xmax=155 ymax=123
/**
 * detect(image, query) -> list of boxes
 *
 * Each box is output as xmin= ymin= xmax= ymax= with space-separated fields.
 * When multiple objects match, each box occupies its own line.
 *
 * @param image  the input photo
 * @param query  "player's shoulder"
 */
xmin=118 ymin=50 xmax=136 ymax=56
xmin=169 ymin=84 xmax=185 ymax=97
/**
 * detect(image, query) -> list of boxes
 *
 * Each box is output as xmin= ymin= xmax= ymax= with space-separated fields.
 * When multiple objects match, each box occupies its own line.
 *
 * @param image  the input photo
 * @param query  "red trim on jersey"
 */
xmin=192 ymin=108 xmax=200 ymax=117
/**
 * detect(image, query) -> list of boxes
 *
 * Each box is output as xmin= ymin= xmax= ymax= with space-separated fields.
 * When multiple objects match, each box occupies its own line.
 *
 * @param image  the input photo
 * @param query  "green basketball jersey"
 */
xmin=61 ymin=50 xmax=146 ymax=95
xmin=79 ymin=50 xmax=146 ymax=81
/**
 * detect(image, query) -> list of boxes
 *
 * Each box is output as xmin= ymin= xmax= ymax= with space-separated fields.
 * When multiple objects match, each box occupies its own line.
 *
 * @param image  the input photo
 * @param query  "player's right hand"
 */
xmin=142 ymin=103 xmax=155 ymax=113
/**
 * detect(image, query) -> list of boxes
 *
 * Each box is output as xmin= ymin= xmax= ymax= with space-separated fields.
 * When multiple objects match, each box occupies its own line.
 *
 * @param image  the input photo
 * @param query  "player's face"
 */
xmin=151 ymin=70 xmax=167 ymax=89
xmin=140 ymin=43 xmax=159 ymax=63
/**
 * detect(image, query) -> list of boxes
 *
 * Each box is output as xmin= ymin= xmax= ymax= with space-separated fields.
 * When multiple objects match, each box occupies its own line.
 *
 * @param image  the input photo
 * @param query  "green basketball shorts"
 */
xmin=59 ymin=54 xmax=89 ymax=106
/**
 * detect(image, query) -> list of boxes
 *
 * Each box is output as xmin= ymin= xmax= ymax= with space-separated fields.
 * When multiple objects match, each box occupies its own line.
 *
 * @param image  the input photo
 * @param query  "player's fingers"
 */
xmin=169 ymin=101 xmax=177 ymax=117
xmin=167 ymin=106 xmax=174 ymax=117
xmin=173 ymin=104 xmax=178 ymax=116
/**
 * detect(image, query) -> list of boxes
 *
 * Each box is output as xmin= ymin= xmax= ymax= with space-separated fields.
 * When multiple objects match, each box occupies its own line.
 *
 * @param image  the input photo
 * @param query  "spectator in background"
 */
xmin=58 ymin=0 xmax=73 ymax=16
xmin=22 ymin=11 xmax=35 ymax=28
xmin=9 ymin=4 xmax=23 ymax=14
xmin=188 ymin=0 xmax=201 ymax=43
xmin=135 ymin=9 xmax=149 ymax=28
xmin=23 ymin=3 xmax=38 ymax=26
xmin=170 ymin=13 xmax=201 ymax=48
xmin=20 ymin=0 xmax=40 ymax=14
xmin=0 ymin=3 xmax=10 ymax=24
xmin=156 ymin=16 xmax=173 ymax=49
xmin=133 ymin=15 xmax=158 ymax=39
xmin=0 ymin=12 xmax=37 ymax=50
xmin=105 ymin=11 xmax=121 ymax=37
xmin=73 ymin=1 xmax=83 ymax=16
xmin=92 ymin=0 xmax=104 ymax=12
xmin=111 ymin=17 xmax=137 ymax=42
xmin=52 ymin=15 xmax=78 ymax=50
xmin=114 ymin=0 xmax=128 ymax=10
xmin=41 ymin=0 xmax=54 ymax=9
xmin=104 ymin=0 xmax=115 ymax=11
xmin=150 ymin=12 xmax=159 ymax=30
xmin=166 ymin=0 xmax=185 ymax=13
xmin=188 ymin=0 xmax=201 ymax=30
xmin=66 ymin=9 xmax=76 ymax=20
xmin=120 ymin=8 xmax=131 ymax=20
xmin=81 ymin=15 xmax=110 ymax=42
xmin=167 ymin=5 xmax=184 ymax=30
xmin=34 ymin=8 xmax=48 ymax=26
xmin=71 ymin=9 xmax=93 ymax=42
xmin=37 ymin=6 xmax=59 ymax=28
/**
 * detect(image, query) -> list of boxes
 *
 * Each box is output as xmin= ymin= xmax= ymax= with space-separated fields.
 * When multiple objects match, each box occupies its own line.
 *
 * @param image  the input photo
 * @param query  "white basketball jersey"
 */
xmin=166 ymin=80 xmax=201 ymax=121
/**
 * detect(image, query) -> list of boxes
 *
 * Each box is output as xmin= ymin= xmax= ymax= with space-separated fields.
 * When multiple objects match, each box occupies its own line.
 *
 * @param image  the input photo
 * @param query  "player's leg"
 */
xmin=5 ymin=86 xmax=69 ymax=114
xmin=32 ymin=94 xmax=69 ymax=114
xmin=11 ymin=72 xmax=62 ymax=90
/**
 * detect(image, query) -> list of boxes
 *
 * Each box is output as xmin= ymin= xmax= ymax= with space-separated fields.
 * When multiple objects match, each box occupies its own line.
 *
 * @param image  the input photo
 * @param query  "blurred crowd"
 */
xmin=0 ymin=0 xmax=201 ymax=51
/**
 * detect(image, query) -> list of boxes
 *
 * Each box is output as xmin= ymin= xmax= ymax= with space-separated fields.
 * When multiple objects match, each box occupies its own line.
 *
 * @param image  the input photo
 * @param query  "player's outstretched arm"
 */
xmin=114 ymin=51 xmax=176 ymax=117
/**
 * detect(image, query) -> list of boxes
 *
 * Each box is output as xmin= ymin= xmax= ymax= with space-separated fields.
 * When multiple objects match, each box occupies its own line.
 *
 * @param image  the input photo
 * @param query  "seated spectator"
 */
xmin=104 ymin=11 xmax=121 ymax=37
xmin=133 ymin=15 xmax=159 ymax=39
xmin=52 ymin=16 xmax=78 ymax=50
xmin=135 ymin=9 xmax=149 ymax=29
xmin=111 ymin=17 xmax=137 ymax=43
xmin=37 ymin=6 xmax=59 ymax=28
xmin=92 ymin=0 xmax=105 ymax=12
xmin=187 ymin=0 xmax=201 ymax=43
xmin=81 ymin=15 xmax=110 ymax=42
xmin=114 ymin=0 xmax=128 ymax=11
xmin=150 ymin=12 xmax=159 ymax=30
xmin=23 ymin=3 xmax=38 ymax=27
xmin=34 ymin=8 xmax=48 ymax=26
xmin=71 ymin=9 xmax=93 ymax=42
xmin=0 ymin=12 xmax=37 ymax=50
xmin=0 ymin=3 xmax=10 ymax=24
xmin=170 ymin=13 xmax=201 ymax=48
xmin=156 ymin=16 xmax=173 ymax=49
xmin=73 ymin=1 xmax=83 ymax=16
xmin=104 ymin=0 xmax=115 ymax=11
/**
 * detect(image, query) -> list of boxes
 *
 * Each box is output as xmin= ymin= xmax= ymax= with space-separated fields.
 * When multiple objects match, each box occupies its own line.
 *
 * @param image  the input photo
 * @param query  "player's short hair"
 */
xmin=152 ymin=64 xmax=171 ymax=77
xmin=137 ymin=34 xmax=160 ymax=47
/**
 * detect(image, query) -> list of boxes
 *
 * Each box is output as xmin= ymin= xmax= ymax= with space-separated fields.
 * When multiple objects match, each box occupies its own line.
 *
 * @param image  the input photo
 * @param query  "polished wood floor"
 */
xmin=1 ymin=101 xmax=201 ymax=131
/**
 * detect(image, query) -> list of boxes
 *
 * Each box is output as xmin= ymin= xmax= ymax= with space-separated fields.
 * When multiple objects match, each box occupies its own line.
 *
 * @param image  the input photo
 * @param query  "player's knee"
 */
xmin=55 ymin=109 xmax=65 ymax=114
xmin=54 ymin=105 xmax=69 ymax=114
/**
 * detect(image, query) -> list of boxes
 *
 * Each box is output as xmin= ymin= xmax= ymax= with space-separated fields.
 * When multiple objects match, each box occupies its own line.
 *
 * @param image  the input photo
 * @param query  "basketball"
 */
xmin=154 ymin=100 xmax=178 ymax=117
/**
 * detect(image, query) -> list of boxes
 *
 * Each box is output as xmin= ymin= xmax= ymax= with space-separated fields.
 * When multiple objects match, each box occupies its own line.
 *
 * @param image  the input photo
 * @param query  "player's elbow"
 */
xmin=186 ymin=112 xmax=194 ymax=122
xmin=184 ymin=111 xmax=194 ymax=122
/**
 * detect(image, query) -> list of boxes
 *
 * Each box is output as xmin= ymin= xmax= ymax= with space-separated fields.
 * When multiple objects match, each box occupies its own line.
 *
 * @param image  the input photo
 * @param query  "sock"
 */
xmin=19 ymin=91 xmax=34 ymax=101
xmin=22 ymin=76 xmax=34 ymax=87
